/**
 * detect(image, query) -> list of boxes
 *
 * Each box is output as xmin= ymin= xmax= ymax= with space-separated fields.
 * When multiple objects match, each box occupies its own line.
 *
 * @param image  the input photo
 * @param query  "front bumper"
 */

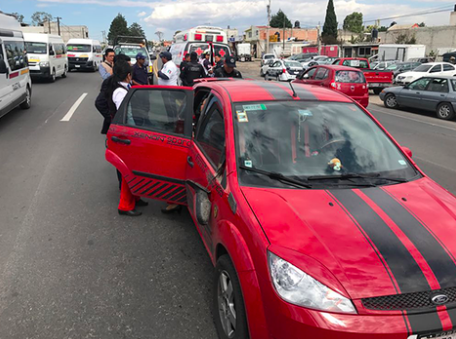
xmin=69 ymin=61 xmax=94 ymax=70
xmin=29 ymin=66 xmax=51 ymax=79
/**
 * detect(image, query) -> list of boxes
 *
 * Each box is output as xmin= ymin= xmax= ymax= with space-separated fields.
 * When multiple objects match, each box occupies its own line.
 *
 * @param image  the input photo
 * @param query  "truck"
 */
xmin=332 ymin=57 xmax=394 ymax=94
xmin=236 ymin=43 xmax=251 ymax=61
xmin=377 ymin=44 xmax=426 ymax=62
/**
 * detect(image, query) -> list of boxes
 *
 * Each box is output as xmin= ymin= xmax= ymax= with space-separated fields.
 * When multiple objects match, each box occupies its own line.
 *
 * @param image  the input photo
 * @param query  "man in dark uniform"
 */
xmin=214 ymin=55 xmax=242 ymax=78
xmin=180 ymin=52 xmax=206 ymax=86
xmin=132 ymin=53 xmax=149 ymax=85
xmin=180 ymin=53 xmax=191 ymax=74
xmin=214 ymin=53 xmax=224 ymax=71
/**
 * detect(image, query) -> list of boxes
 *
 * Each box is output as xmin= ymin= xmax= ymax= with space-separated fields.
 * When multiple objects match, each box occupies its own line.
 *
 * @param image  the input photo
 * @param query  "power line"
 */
xmin=363 ymin=4 xmax=453 ymax=23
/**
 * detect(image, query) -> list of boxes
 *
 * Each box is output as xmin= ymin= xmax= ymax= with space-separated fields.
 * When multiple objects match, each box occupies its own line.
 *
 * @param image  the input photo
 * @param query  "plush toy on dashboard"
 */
xmin=328 ymin=158 xmax=342 ymax=172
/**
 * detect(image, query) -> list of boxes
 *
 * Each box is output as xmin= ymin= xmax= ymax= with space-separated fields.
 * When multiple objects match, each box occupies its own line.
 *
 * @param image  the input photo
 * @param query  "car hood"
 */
xmin=241 ymin=178 xmax=456 ymax=300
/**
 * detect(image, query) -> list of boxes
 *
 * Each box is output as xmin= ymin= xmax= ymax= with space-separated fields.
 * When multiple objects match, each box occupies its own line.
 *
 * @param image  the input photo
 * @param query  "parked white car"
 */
xmin=395 ymin=62 xmax=456 ymax=85
xmin=260 ymin=58 xmax=278 ymax=77
xmin=265 ymin=59 xmax=304 ymax=81
xmin=261 ymin=53 xmax=276 ymax=66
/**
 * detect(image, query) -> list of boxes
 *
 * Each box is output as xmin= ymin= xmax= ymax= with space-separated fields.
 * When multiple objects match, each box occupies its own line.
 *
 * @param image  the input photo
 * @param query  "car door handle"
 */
xmin=111 ymin=136 xmax=131 ymax=145
xmin=187 ymin=156 xmax=194 ymax=167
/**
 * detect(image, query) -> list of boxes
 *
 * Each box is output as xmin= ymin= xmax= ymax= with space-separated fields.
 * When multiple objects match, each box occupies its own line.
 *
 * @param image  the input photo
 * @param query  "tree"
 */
xmin=11 ymin=12 xmax=24 ymax=23
xmin=321 ymin=0 xmax=338 ymax=44
xmin=129 ymin=22 xmax=145 ymax=37
xmin=343 ymin=12 xmax=363 ymax=33
xmin=378 ymin=26 xmax=388 ymax=32
xmin=270 ymin=9 xmax=292 ymax=28
xmin=396 ymin=33 xmax=416 ymax=44
xmin=418 ymin=22 xmax=426 ymax=27
xmin=107 ymin=13 xmax=130 ymax=44
xmin=31 ymin=11 xmax=53 ymax=26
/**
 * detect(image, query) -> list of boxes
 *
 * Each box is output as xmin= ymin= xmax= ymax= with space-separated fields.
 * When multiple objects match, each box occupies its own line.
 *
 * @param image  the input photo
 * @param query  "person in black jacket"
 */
xmin=214 ymin=55 xmax=242 ymax=78
xmin=180 ymin=53 xmax=191 ymax=74
xmin=180 ymin=52 xmax=206 ymax=86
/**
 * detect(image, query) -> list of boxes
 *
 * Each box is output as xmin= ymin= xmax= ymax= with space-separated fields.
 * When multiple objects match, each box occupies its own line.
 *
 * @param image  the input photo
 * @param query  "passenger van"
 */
xmin=66 ymin=38 xmax=102 ymax=72
xmin=0 ymin=13 xmax=32 ymax=119
xmin=170 ymin=26 xmax=232 ymax=66
xmin=24 ymin=33 xmax=67 ymax=81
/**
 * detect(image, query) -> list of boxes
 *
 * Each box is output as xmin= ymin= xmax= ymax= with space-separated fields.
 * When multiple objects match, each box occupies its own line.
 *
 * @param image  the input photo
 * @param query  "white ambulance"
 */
xmin=170 ymin=26 xmax=232 ymax=66
xmin=0 ymin=13 xmax=32 ymax=119
xmin=66 ymin=38 xmax=102 ymax=72
xmin=24 ymin=33 xmax=68 ymax=81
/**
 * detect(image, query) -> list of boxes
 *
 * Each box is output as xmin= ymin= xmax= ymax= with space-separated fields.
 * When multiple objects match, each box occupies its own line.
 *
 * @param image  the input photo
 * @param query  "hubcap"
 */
xmin=217 ymin=271 xmax=236 ymax=338
xmin=386 ymin=95 xmax=397 ymax=107
xmin=439 ymin=105 xmax=450 ymax=118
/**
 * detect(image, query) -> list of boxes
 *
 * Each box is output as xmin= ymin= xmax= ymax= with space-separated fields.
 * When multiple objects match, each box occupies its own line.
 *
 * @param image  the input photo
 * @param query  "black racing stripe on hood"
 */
xmin=330 ymin=189 xmax=431 ymax=294
xmin=364 ymin=188 xmax=456 ymax=289
xmin=254 ymin=82 xmax=295 ymax=100
xmin=407 ymin=310 xmax=442 ymax=335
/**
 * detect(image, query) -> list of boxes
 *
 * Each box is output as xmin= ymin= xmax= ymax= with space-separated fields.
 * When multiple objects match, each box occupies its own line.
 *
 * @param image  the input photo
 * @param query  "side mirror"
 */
xmin=0 ymin=59 xmax=7 ymax=74
xmin=49 ymin=50 xmax=55 ymax=56
xmin=195 ymin=190 xmax=211 ymax=225
xmin=402 ymin=146 xmax=412 ymax=158
xmin=303 ymin=74 xmax=310 ymax=79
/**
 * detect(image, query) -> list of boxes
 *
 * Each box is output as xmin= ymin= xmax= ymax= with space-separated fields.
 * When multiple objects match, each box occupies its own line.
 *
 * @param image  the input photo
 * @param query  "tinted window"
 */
xmin=408 ymin=78 xmax=431 ymax=90
xmin=426 ymin=78 xmax=449 ymax=92
xmin=413 ymin=64 xmax=432 ymax=72
xmin=264 ymin=55 xmax=274 ymax=59
xmin=342 ymin=59 xmax=369 ymax=68
xmin=430 ymin=65 xmax=441 ymax=73
xmin=5 ymin=41 xmax=27 ymax=71
xmin=302 ymin=67 xmax=317 ymax=79
xmin=197 ymin=101 xmax=225 ymax=168
xmin=25 ymin=42 xmax=47 ymax=54
xmin=125 ymin=89 xmax=188 ymax=135
xmin=335 ymin=70 xmax=365 ymax=83
xmin=443 ymin=64 xmax=455 ymax=71
xmin=315 ymin=68 xmax=329 ymax=80
xmin=115 ymin=46 xmax=147 ymax=59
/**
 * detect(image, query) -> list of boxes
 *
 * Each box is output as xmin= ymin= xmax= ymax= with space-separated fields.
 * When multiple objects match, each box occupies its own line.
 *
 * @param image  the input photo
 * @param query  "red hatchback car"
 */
xmin=106 ymin=80 xmax=456 ymax=339
xmin=294 ymin=65 xmax=369 ymax=107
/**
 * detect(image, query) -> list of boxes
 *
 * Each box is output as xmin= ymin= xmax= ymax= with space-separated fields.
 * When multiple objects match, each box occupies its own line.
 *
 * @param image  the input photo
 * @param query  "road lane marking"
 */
xmin=60 ymin=93 xmax=88 ymax=122
xmin=369 ymin=106 xmax=456 ymax=133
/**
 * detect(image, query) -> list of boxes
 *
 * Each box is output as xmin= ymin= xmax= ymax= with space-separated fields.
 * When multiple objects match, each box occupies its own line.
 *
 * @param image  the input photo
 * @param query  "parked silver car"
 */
xmin=265 ymin=59 xmax=304 ymax=81
xmin=380 ymin=75 xmax=456 ymax=120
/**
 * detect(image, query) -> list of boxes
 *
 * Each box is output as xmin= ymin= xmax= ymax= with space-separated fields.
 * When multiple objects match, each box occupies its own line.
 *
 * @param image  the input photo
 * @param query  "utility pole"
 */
xmin=283 ymin=14 xmax=286 ymax=57
xmin=101 ymin=30 xmax=107 ymax=45
xmin=266 ymin=0 xmax=271 ymax=54
xmin=56 ymin=17 xmax=62 ymax=36
xmin=48 ymin=20 xmax=51 ymax=34
xmin=317 ymin=23 xmax=321 ymax=55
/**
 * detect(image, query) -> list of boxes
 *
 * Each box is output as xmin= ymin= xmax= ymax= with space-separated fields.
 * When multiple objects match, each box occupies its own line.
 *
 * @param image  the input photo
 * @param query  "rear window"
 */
xmin=284 ymin=61 xmax=302 ymax=68
xmin=335 ymin=70 xmax=365 ymax=83
xmin=342 ymin=59 xmax=369 ymax=69
xmin=264 ymin=55 xmax=274 ymax=59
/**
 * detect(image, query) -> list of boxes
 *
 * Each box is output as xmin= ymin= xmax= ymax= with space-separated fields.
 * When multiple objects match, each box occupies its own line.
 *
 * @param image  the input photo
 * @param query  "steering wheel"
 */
xmin=318 ymin=139 xmax=346 ymax=152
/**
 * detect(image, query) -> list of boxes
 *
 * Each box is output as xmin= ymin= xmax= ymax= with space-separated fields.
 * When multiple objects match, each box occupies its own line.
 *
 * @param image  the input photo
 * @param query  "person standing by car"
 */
xmin=213 ymin=53 xmax=223 ymax=71
xmin=158 ymin=51 xmax=179 ymax=86
xmin=99 ymin=48 xmax=115 ymax=80
xmin=180 ymin=52 xmax=206 ymax=87
xmin=201 ymin=51 xmax=211 ymax=74
xmin=214 ymin=56 xmax=242 ymax=78
xmin=180 ymin=53 xmax=191 ymax=74
xmin=132 ymin=53 xmax=149 ymax=86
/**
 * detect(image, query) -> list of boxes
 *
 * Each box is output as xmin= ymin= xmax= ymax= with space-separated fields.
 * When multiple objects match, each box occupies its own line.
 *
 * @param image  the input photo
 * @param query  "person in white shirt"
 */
xmin=157 ymin=51 xmax=179 ymax=86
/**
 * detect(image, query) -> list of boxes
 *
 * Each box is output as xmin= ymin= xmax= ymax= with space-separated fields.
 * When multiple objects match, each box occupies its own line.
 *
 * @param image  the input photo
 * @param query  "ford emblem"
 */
xmin=350 ymin=85 xmax=355 ymax=91
xmin=431 ymin=294 xmax=449 ymax=305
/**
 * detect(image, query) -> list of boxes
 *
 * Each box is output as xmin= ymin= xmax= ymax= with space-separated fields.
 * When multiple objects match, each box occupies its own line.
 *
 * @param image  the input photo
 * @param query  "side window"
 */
xmin=196 ymin=99 xmax=226 ymax=168
xmin=302 ymin=67 xmax=317 ymax=79
xmin=272 ymin=61 xmax=281 ymax=67
xmin=408 ymin=78 xmax=431 ymax=91
xmin=426 ymin=78 xmax=449 ymax=93
xmin=125 ymin=89 xmax=189 ymax=136
xmin=430 ymin=65 xmax=441 ymax=73
xmin=54 ymin=44 xmax=64 ymax=56
xmin=443 ymin=64 xmax=455 ymax=72
xmin=4 ymin=41 xmax=27 ymax=71
xmin=315 ymin=68 xmax=328 ymax=80
xmin=97 ymin=45 xmax=102 ymax=53
xmin=332 ymin=59 xmax=340 ymax=65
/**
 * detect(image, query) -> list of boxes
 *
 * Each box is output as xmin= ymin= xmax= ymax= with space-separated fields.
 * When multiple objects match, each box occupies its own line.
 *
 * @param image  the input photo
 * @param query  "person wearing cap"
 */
xmin=180 ymin=52 xmax=206 ymax=87
xmin=180 ymin=53 xmax=191 ymax=74
xmin=201 ymin=51 xmax=211 ymax=73
xmin=214 ymin=55 xmax=242 ymax=78
xmin=132 ymin=53 xmax=150 ymax=86
xmin=158 ymin=51 xmax=179 ymax=86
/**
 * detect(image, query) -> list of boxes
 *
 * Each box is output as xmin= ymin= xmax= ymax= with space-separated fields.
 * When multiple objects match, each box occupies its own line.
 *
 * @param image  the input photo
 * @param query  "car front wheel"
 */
xmin=384 ymin=93 xmax=398 ymax=109
xmin=214 ymin=255 xmax=249 ymax=339
xmin=436 ymin=102 xmax=455 ymax=120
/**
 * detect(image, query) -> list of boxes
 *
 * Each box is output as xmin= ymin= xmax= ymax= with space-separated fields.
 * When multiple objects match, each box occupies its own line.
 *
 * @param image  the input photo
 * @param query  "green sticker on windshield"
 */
xmin=243 ymin=104 xmax=266 ymax=111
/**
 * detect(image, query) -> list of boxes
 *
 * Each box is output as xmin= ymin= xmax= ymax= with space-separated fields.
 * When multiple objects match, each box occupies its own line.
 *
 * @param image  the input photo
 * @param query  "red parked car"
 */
xmin=106 ymin=80 xmax=456 ymax=339
xmin=294 ymin=65 xmax=369 ymax=107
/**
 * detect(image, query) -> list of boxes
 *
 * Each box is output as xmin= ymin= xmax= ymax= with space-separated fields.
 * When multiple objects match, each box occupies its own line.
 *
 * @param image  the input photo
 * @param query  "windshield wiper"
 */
xmin=307 ymin=173 xmax=408 ymax=185
xmin=240 ymin=166 xmax=312 ymax=189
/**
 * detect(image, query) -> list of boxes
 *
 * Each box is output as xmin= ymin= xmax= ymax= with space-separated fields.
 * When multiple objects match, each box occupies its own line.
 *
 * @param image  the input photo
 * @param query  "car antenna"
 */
xmin=289 ymin=81 xmax=298 ymax=98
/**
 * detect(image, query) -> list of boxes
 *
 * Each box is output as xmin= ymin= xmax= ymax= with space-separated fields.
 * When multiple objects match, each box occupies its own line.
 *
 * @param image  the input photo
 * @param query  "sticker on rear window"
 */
xmin=236 ymin=110 xmax=249 ymax=122
xmin=243 ymin=104 xmax=267 ymax=111
xmin=398 ymin=160 xmax=407 ymax=166
xmin=298 ymin=110 xmax=313 ymax=117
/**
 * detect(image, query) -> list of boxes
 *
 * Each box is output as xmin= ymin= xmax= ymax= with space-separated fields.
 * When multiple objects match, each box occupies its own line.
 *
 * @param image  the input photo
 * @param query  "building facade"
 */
xmin=21 ymin=21 xmax=89 ymax=43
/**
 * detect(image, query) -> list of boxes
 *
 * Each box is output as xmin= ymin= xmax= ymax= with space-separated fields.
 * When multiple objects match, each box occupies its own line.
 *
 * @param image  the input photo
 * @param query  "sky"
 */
xmin=1 ymin=0 xmax=455 ymax=41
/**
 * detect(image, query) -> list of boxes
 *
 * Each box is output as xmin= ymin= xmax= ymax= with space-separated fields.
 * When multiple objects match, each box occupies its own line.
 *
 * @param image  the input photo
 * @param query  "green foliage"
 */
xmin=108 ymin=13 xmax=130 ymax=44
xmin=378 ymin=26 xmax=388 ymax=32
xmin=129 ymin=22 xmax=145 ymax=37
xmin=429 ymin=50 xmax=436 ymax=57
xmin=11 ymin=12 xmax=24 ymax=23
xmin=270 ymin=9 xmax=292 ymax=28
xmin=343 ymin=12 xmax=363 ymax=33
xmin=31 ymin=11 xmax=53 ymax=26
xmin=418 ymin=22 xmax=425 ymax=27
xmin=349 ymin=33 xmax=365 ymax=44
xmin=322 ymin=0 xmax=338 ymax=44
xmin=395 ymin=33 xmax=417 ymax=44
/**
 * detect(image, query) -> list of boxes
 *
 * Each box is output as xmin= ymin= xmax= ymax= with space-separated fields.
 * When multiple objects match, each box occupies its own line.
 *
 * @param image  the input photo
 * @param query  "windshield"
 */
xmin=25 ymin=42 xmax=47 ymax=54
xmin=285 ymin=61 xmax=302 ymax=68
xmin=115 ymin=46 xmax=148 ymax=58
xmin=234 ymin=101 xmax=419 ymax=188
xmin=67 ymin=44 xmax=91 ymax=52
xmin=413 ymin=65 xmax=432 ymax=72
xmin=386 ymin=64 xmax=399 ymax=70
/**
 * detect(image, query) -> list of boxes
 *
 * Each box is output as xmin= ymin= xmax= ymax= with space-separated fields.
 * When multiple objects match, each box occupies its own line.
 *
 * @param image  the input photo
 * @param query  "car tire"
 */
xmin=373 ymin=88 xmax=382 ymax=95
xmin=20 ymin=86 xmax=31 ymax=109
xmin=260 ymin=69 xmax=264 ymax=77
xmin=62 ymin=65 xmax=67 ymax=78
xmin=436 ymin=102 xmax=455 ymax=120
xmin=384 ymin=93 xmax=398 ymax=109
xmin=50 ymin=69 xmax=56 ymax=82
xmin=213 ymin=255 xmax=249 ymax=339
xmin=93 ymin=62 xmax=98 ymax=72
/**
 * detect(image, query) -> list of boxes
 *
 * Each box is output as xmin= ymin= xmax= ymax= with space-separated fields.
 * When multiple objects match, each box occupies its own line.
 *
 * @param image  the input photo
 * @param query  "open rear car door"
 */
xmin=106 ymin=85 xmax=193 ymax=206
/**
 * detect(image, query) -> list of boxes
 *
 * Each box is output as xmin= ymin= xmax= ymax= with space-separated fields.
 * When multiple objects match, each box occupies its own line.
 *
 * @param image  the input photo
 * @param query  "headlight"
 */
xmin=39 ymin=61 xmax=50 ymax=67
xmin=268 ymin=252 xmax=357 ymax=314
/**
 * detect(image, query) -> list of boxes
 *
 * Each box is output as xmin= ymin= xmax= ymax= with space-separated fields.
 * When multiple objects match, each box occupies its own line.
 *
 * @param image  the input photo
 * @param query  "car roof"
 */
xmin=422 ymin=62 xmax=453 ymax=65
xmin=195 ymin=79 xmax=353 ymax=104
xmin=318 ymin=65 xmax=363 ymax=71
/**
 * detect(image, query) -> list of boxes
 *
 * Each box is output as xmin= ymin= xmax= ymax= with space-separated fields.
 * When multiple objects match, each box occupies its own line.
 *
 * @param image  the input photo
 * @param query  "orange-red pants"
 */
xmin=118 ymin=177 xmax=140 ymax=211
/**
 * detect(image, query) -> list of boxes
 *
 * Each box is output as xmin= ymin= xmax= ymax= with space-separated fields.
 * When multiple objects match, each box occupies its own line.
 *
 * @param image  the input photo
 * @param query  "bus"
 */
xmin=170 ymin=26 xmax=232 ymax=66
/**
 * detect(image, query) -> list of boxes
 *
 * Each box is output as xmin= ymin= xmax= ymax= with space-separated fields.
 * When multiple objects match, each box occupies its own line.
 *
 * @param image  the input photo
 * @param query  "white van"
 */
xmin=24 ymin=33 xmax=67 ymax=81
xmin=0 ymin=13 xmax=32 ymax=119
xmin=66 ymin=38 xmax=102 ymax=72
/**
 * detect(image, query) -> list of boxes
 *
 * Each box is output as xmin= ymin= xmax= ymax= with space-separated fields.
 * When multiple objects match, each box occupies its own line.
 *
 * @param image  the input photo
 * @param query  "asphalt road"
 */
xmin=0 ymin=66 xmax=455 ymax=339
